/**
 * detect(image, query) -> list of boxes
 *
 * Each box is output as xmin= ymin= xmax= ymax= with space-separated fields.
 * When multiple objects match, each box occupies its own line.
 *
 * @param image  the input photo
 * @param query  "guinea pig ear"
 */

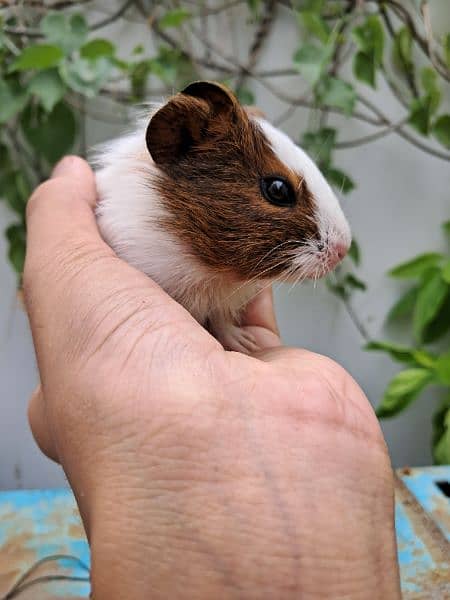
xmin=181 ymin=80 xmax=239 ymax=120
xmin=146 ymin=81 xmax=242 ymax=167
xmin=146 ymin=94 xmax=210 ymax=167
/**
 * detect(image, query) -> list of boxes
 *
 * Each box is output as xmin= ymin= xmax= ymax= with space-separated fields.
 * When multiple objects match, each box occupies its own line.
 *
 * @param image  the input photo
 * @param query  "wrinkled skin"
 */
xmin=24 ymin=157 xmax=401 ymax=600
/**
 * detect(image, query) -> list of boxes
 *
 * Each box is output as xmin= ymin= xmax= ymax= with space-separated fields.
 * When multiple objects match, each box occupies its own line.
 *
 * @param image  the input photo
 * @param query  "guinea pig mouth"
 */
xmin=280 ymin=243 xmax=348 ymax=284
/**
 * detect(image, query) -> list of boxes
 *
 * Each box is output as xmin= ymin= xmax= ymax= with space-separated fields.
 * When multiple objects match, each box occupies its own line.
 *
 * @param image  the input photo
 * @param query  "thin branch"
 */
xmin=334 ymin=117 xmax=409 ymax=149
xmin=4 ymin=0 xmax=135 ymax=36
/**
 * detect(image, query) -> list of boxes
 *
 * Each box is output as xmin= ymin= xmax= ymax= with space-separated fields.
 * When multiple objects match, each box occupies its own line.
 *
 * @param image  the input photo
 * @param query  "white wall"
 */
xmin=1 ymin=2 xmax=449 ymax=488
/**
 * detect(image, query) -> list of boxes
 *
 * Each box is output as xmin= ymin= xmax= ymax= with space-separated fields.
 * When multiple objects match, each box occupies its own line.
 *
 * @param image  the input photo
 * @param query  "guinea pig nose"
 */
xmin=332 ymin=241 xmax=349 ymax=261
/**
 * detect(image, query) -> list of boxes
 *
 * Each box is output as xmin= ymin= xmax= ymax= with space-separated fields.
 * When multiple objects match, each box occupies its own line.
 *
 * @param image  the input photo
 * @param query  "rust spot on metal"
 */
xmin=403 ymin=568 xmax=450 ymax=599
xmin=394 ymin=474 xmax=450 ymax=564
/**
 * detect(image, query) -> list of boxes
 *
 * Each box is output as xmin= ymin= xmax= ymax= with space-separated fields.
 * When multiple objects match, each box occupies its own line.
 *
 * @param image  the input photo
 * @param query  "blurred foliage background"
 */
xmin=1 ymin=0 xmax=450 ymax=461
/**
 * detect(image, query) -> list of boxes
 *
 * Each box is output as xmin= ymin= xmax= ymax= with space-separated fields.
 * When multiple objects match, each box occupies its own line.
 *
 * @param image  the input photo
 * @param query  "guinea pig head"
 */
xmin=146 ymin=81 xmax=351 ymax=283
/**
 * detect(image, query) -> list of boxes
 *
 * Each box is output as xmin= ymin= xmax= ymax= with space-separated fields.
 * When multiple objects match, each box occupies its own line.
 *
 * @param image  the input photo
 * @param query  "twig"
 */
xmin=334 ymin=117 xmax=409 ymax=149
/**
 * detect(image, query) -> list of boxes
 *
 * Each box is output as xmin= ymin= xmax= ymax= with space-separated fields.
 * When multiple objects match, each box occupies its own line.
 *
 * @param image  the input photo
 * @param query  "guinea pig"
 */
xmin=95 ymin=81 xmax=351 ymax=354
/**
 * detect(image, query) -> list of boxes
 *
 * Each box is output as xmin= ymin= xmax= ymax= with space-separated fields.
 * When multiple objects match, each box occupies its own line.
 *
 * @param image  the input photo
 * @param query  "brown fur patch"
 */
xmin=147 ymin=83 xmax=319 ymax=281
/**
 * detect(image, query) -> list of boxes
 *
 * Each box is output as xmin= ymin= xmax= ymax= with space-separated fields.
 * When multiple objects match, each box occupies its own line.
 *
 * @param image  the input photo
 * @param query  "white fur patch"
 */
xmin=256 ymin=118 xmax=351 ymax=249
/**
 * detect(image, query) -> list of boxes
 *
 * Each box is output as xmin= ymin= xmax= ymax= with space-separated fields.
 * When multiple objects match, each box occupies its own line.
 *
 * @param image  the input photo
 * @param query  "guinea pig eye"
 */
xmin=260 ymin=177 xmax=296 ymax=208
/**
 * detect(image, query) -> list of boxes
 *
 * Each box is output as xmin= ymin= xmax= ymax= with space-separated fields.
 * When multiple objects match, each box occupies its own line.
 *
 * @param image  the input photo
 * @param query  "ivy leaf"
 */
xmin=21 ymin=102 xmax=77 ymax=164
xmin=413 ymin=270 xmax=449 ymax=342
xmin=28 ymin=69 xmax=65 ymax=112
xmin=0 ymin=79 xmax=28 ymax=123
xmin=41 ymin=12 xmax=88 ymax=54
xmin=389 ymin=252 xmax=443 ymax=279
xmin=293 ymin=43 xmax=331 ymax=85
xmin=81 ymin=39 xmax=115 ymax=60
xmin=10 ymin=44 xmax=63 ymax=71
xmin=432 ymin=115 xmax=450 ymax=149
xmin=320 ymin=77 xmax=356 ymax=115
xmin=324 ymin=166 xmax=355 ymax=194
xmin=352 ymin=16 xmax=384 ymax=63
xmin=353 ymin=51 xmax=376 ymax=88
xmin=297 ymin=10 xmax=330 ymax=43
xmin=348 ymin=239 xmax=360 ymax=265
xmin=376 ymin=368 xmax=434 ymax=419
xmin=159 ymin=9 xmax=191 ymax=29
xmin=388 ymin=286 xmax=418 ymax=321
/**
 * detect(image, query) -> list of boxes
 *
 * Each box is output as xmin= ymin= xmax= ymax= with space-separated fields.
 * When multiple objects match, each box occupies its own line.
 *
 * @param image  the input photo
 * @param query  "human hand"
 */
xmin=25 ymin=157 xmax=400 ymax=599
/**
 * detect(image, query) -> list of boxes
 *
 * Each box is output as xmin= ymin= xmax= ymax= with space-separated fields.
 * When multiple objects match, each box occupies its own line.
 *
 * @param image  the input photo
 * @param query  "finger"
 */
xmin=241 ymin=287 xmax=280 ymax=336
xmin=28 ymin=386 xmax=60 ymax=463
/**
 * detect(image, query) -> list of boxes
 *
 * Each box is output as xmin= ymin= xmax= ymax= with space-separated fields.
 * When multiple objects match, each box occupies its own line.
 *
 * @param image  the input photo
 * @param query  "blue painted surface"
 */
xmin=0 ymin=468 xmax=449 ymax=597
xmin=0 ymin=489 xmax=90 ymax=598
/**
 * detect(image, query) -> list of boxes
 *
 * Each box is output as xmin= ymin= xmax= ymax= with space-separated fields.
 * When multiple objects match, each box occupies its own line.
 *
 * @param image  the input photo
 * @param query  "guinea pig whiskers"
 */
xmin=249 ymin=239 xmax=303 ymax=277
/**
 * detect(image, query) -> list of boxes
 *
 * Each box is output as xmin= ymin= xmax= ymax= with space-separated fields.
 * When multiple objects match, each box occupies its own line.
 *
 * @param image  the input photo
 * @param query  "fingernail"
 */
xmin=51 ymin=156 xmax=80 ymax=178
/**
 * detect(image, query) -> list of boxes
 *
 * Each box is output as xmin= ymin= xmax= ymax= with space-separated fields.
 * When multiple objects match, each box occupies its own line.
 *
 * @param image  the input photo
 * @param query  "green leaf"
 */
xmin=8 ymin=237 xmax=26 ymax=274
xmin=319 ymin=77 xmax=356 ymax=115
xmin=60 ymin=57 xmax=113 ymax=97
xmin=80 ymin=39 xmax=115 ymax=60
xmin=352 ymin=16 xmax=384 ymax=64
xmin=443 ymin=221 xmax=450 ymax=236
xmin=345 ymin=273 xmax=367 ymax=291
xmin=365 ymin=341 xmax=417 ymax=365
xmin=21 ymin=102 xmax=77 ymax=164
xmin=6 ymin=223 xmax=26 ymax=246
xmin=435 ymin=352 xmax=450 ymax=386
xmin=236 ymin=87 xmax=255 ymax=105
xmin=392 ymin=27 xmax=413 ymax=74
xmin=432 ymin=115 xmax=450 ymax=149
xmin=353 ymin=51 xmax=376 ymax=88
xmin=348 ymin=239 xmax=360 ymax=265
xmin=388 ymin=286 xmax=418 ymax=321
xmin=28 ymin=69 xmax=65 ymax=112
xmin=0 ymin=171 xmax=29 ymax=215
xmin=301 ymin=127 xmax=336 ymax=166
xmin=247 ymin=0 xmax=261 ymax=15
xmin=298 ymin=10 xmax=330 ymax=43
xmin=409 ymin=96 xmax=434 ymax=135
xmin=10 ymin=44 xmax=63 ymax=71
xmin=389 ymin=253 xmax=443 ymax=279
xmin=326 ymin=279 xmax=349 ymax=300
xmin=376 ymin=368 xmax=434 ymax=419
xmin=420 ymin=67 xmax=441 ymax=113
xmin=0 ymin=79 xmax=28 ymax=124
xmin=324 ymin=166 xmax=355 ymax=193
xmin=413 ymin=271 xmax=449 ymax=342
xmin=422 ymin=293 xmax=450 ymax=344
xmin=433 ymin=400 xmax=450 ymax=465
xmin=293 ymin=43 xmax=331 ymax=85
xmin=159 ymin=8 xmax=191 ymax=29
xmin=442 ymin=260 xmax=450 ymax=284
xmin=41 ymin=12 xmax=88 ymax=54
xmin=444 ymin=34 xmax=450 ymax=70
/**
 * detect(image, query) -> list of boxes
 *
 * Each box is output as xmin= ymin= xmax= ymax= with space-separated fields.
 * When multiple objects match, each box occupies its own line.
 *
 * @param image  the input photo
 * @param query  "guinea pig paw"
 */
xmin=214 ymin=324 xmax=260 ymax=355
